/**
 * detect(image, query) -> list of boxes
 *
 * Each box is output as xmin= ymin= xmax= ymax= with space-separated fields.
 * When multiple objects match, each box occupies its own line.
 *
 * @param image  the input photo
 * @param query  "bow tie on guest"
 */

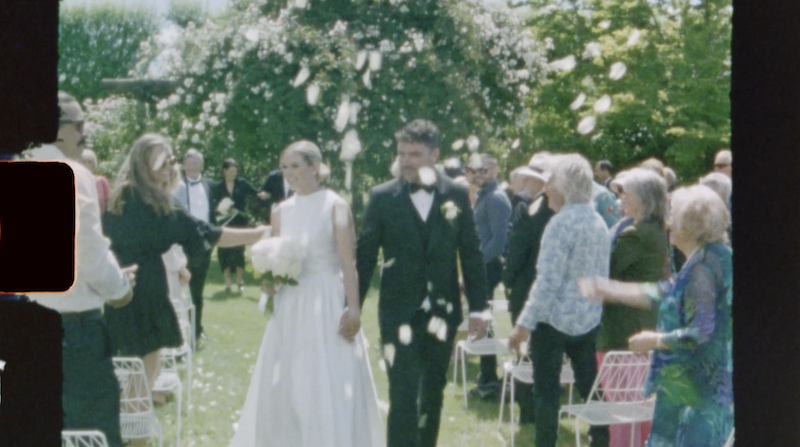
xmin=188 ymin=179 xmax=202 ymax=186
xmin=409 ymin=183 xmax=435 ymax=194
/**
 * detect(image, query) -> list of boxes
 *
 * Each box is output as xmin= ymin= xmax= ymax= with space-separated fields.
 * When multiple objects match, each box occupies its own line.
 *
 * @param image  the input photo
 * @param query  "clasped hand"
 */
xmin=338 ymin=307 xmax=361 ymax=343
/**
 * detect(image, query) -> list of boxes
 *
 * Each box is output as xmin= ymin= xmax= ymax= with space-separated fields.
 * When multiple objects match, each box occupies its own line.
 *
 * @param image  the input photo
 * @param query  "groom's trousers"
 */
xmin=386 ymin=309 xmax=456 ymax=447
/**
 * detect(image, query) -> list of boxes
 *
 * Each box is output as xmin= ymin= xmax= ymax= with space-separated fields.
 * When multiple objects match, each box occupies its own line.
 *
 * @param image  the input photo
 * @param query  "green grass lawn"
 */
xmin=153 ymin=252 xmax=589 ymax=446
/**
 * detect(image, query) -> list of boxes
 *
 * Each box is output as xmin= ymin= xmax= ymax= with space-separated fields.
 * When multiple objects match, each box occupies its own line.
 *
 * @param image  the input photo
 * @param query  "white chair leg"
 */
xmin=568 ymin=383 xmax=574 ymax=405
xmin=510 ymin=379 xmax=516 ymax=447
xmin=176 ymin=383 xmax=182 ymax=447
xmin=186 ymin=348 xmax=192 ymax=413
xmin=498 ymin=371 xmax=508 ymax=428
xmin=575 ymin=417 xmax=581 ymax=447
xmin=453 ymin=344 xmax=460 ymax=386
xmin=460 ymin=348 xmax=468 ymax=409
xmin=630 ymin=423 xmax=635 ymax=447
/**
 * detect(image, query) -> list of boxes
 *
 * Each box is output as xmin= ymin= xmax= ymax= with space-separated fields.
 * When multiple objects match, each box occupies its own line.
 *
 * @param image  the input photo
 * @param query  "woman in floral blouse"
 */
xmin=581 ymin=184 xmax=733 ymax=447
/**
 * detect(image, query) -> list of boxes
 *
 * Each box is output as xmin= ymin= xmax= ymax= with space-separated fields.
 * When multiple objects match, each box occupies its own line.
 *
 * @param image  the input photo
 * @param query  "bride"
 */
xmin=230 ymin=141 xmax=385 ymax=447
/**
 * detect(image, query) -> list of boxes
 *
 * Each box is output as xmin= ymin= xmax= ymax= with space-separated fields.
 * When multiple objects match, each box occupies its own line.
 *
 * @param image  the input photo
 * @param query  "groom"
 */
xmin=357 ymin=119 xmax=489 ymax=447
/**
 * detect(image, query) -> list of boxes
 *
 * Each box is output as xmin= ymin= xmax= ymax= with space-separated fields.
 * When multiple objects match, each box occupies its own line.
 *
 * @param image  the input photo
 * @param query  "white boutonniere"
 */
xmin=441 ymin=201 xmax=460 ymax=222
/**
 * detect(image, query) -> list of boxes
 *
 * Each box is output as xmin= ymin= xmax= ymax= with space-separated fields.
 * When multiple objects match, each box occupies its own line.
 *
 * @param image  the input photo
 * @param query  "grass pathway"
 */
xmin=153 ymin=254 xmax=587 ymax=446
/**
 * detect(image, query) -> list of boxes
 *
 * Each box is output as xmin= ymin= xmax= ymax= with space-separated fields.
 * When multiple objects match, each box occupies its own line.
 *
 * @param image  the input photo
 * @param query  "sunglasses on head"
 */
xmin=466 ymin=167 xmax=489 ymax=175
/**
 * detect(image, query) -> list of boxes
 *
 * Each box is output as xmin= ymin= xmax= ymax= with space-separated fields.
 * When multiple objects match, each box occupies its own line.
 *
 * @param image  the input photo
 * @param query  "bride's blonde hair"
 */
xmin=281 ymin=140 xmax=330 ymax=182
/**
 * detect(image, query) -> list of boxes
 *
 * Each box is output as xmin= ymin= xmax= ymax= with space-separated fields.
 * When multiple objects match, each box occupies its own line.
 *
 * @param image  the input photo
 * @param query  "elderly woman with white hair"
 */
xmin=699 ymin=172 xmax=732 ymax=244
xmin=508 ymin=153 xmax=611 ymax=447
xmin=580 ymin=185 xmax=733 ymax=447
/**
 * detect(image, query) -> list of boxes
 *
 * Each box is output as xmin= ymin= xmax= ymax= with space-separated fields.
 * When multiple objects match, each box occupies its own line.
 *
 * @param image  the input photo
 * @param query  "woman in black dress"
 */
xmin=103 ymin=134 xmax=268 ymax=406
xmin=210 ymin=158 xmax=259 ymax=293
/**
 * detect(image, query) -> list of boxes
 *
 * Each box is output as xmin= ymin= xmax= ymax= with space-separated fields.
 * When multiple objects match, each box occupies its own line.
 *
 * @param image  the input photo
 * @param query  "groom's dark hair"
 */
xmin=395 ymin=119 xmax=439 ymax=151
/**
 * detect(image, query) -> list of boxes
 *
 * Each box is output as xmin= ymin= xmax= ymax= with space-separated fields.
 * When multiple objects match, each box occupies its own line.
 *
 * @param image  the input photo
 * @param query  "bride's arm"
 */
xmin=333 ymin=199 xmax=361 ymax=342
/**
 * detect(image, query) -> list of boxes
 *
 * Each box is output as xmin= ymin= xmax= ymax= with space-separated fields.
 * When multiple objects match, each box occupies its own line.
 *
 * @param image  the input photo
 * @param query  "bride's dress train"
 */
xmin=230 ymin=189 xmax=384 ymax=447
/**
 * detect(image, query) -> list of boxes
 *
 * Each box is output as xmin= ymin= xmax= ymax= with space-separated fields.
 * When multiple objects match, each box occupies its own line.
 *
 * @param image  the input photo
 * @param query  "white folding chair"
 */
xmin=169 ymin=297 xmax=194 ymax=412
xmin=62 ymin=430 xmax=109 ymax=447
xmin=153 ymin=349 xmax=183 ymax=447
xmin=112 ymin=357 xmax=163 ymax=447
xmin=498 ymin=355 xmax=576 ymax=447
xmin=559 ymin=351 xmax=654 ymax=447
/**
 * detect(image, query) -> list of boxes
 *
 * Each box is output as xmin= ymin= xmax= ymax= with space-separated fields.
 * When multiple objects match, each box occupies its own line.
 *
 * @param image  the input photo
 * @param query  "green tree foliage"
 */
xmin=58 ymin=4 xmax=159 ymax=101
xmin=508 ymin=0 xmax=731 ymax=182
xmin=132 ymin=0 xmax=548 ymax=199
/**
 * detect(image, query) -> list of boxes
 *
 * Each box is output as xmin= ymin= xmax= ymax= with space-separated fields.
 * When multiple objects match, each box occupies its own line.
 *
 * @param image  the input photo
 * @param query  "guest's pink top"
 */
xmin=95 ymin=175 xmax=110 ymax=213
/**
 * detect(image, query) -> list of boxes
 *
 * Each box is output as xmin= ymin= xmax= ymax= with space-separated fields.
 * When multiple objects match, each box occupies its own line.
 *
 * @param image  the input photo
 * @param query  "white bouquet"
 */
xmin=216 ymin=197 xmax=236 ymax=223
xmin=251 ymin=236 xmax=308 ymax=288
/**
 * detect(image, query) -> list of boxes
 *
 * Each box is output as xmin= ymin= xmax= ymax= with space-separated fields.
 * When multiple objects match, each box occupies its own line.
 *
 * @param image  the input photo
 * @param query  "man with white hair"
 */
xmin=713 ymin=149 xmax=732 ymax=178
xmin=700 ymin=172 xmax=733 ymax=243
xmin=508 ymin=153 xmax=611 ymax=447
xmin=174 ymin=148 xmax=214 ymax=343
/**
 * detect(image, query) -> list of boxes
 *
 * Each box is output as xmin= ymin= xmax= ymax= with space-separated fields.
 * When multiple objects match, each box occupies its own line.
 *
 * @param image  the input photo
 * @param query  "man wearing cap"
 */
xmin=501 ymin=151 xmax=556 ymax=424
xmin=468 ymin=153 xmax=513 ymax=398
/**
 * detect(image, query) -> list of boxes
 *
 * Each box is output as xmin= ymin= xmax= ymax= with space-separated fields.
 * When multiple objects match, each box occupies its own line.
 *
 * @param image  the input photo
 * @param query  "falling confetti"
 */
xmin=436 ymin=298 xmax=446 ymax=306
xmin=383 ymin=258 xmax=396 ymax=269
xmin=348 ymin=102 xmax=360 ymax=125
xmin=384 ymin=343 xmax=396 ymax=367
xmin=151 ymin=152 xmax=167 ymax=171
xmin=428 ymin=316 xmax=445 ymax=335
xmin=627 ymin=29 xmax=641 ymax=46
xmin=378 ymin=399 xmax=390 ymax=413
xmin=340 ymin=129 xmax=362 ymax=161
xmin=593 ymin=95 xmax=612 ymax=113
xmin=421 ymin=297 xmax=432 ymax=312
xmin=292 ymin=67 xmax=311 ymax=88
xmin=466 ymin=135 xmax=480 ymax=152
xmin=577 ymin=116 xmax=598 ymax=135
xmin=369 ymin=51 xmax=382 ymax=71
xmin=335 ymin=97 xmax=350 ymax=132
xmin=436 ymin=322 xmax=448 ymax=341
xmin=570 ymin=93 xmax=587 ymax=110
xmin=378 ymin=359 xmax=387 ymax=372
xmin=549 ymin=55 xmax=577 ymax=72
xmin=355 ymin=51 xmax=367 ymax=70
xmin=451 ymin=139 xmax=465 ymax=151
xmin=418 ymin=414 xmax=428 ymax=428
xmin=511 ymin=139 xmax=521 ymax=149
xmin=232 ymin=423 xmax=239 ymax=432
xmin=418 ymin=166 xmax=436 ymax=186
xmin=446 ymin=302 xmax=454 ymax=314
xmin=306 ymin=82 xmax=320 ymax=106
xmin=583 ymin=42 xmax=602 ymax=59
xmin=362 ymin=70 xmax=372 ymax=89
xmin=272 ymin=363 xmax=281 ymax=386
xmin=609 ymin=62 xmax=627 ymax=81
xmin=399 ymin=324 xmax=413 ymax=345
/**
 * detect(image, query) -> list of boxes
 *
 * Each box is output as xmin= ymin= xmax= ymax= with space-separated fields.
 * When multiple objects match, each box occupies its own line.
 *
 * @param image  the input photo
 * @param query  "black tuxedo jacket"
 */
xmin=259 ymin=170 xmax=287 ymax=223
xmin=356 ymin=174 xmax=488 ymax=341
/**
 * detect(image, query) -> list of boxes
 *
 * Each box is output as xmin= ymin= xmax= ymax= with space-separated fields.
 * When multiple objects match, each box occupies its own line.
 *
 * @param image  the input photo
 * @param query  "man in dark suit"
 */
xmin=174 ymin=148 xmax=214 ymax=343
xmin=501 ymin=152 xmax=556 ymax=424
xmin=357 ymin=119 xmax=489 ymax=447
xmin=257 ymin=169 xmax=291 ymax=223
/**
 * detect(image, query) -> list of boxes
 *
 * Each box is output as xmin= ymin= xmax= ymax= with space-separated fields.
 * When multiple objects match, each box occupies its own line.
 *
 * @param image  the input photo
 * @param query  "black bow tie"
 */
xmin=409 ymin=183 xmax=435 ymax=194
xmin=188 ymin=179 xmax=202 ymax=186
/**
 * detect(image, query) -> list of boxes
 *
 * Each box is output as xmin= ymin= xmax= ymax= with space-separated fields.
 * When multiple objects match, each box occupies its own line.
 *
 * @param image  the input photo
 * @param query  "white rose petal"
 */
xmin=398 ymin=325 xmax=413 ymax=345
xmin=577 ymin=116 xmax=597 ymax=135
xmin=582 ymin=42 xmax=602 ymax=59
xmin=418 ymin=166 xmax=436 ymax=186
xmin=436 ymin=322 xmax=448 ymax=341
xmin=348 ymin=102 xmax=360 ymax=124
xmin=362 ymin=69 xmax=372 ymax=89
xmin=549 ymin=55 xmax=577 ymax=72
xmin=369 ymin=51 xmax=382 ymax=71
xmin=609 ymin=62 xmax=627 ymax=81
xmin=627 ymin=29 xmax=641 ymax=47
xmin=451 ymin=139 xmax=465 ymax=151
xmin=335 ymin=97 xmax=350 ymax=132
xmin=340 ymin=129 xmax=362 ymax=161
xmin=292 ymin=66 xmax=311 ymax=88
xmin=466 ymin=135 xmax=480 ymax=152
xmin=511 ymin=138 xmax=521 ymax=149
xmin=307 ymin=82 xmax=321 ymax=106
xmin=446 ymin=302 xmax=454 ymax=314
xmin=378 ymin=359 xmax=387 ymax=372
xmin=378 ymin=399 xmax=390 ymax=414
xmin=151 ymin=152 xmax=167 ymax=171
xmin=445 ymin=209 xmax=457 ymax=220
xmin=421 ymin=297 xmax=432 ymax=312
xmin=570 ymin=93 xmax=587 ymax=110
xmin=383 ymin=258 xmax=396 ymax=269
xmin=593 ymin=95 xmax=612 ymax=113
xmin=427 ymin=316 xmax=445 ymax=336
xmin=383 ymin=343 xmax=396 ymax=367
xmin=355 ymin=51 xmax=368 ymax=70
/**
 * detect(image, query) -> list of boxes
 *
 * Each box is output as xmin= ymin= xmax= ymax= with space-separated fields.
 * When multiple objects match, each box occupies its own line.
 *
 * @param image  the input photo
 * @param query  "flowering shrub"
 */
xmin=59 ymin=4 xmax=158 ymax=101
xmin=131 ymin=0 xmax=548 ymax=192
xmin=81 ymin=95 xmax=143 ymax=178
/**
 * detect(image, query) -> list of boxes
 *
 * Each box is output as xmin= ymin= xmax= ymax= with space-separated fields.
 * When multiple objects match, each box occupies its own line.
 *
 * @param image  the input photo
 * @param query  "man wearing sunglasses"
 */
xmin=28 ymin=91 xmax=137 ymax=447
xmin=468 ymin=153 xmax=513 ymax=399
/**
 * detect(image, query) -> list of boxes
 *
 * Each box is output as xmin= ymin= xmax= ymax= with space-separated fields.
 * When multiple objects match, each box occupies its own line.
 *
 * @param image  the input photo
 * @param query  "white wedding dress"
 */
xmin=230 ymin=189 xmax=385 ymax=447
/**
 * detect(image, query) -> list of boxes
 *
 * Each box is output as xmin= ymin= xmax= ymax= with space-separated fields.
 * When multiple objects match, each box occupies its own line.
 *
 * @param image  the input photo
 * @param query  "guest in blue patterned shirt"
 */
xmin=508 ymin=153 xmax=611 ymax=447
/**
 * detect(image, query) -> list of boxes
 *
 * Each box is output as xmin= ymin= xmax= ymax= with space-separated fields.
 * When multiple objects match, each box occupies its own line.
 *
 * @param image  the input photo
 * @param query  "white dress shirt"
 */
xmin=27 ymin=145 xmax=130 ymax=312
xmin=283 ymin=177 xmax=292 ymax=198
xmin=410 ymin=189 xmax=435 ymax=222
xmin=186 ymin=175 xmax=210 ymax=223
